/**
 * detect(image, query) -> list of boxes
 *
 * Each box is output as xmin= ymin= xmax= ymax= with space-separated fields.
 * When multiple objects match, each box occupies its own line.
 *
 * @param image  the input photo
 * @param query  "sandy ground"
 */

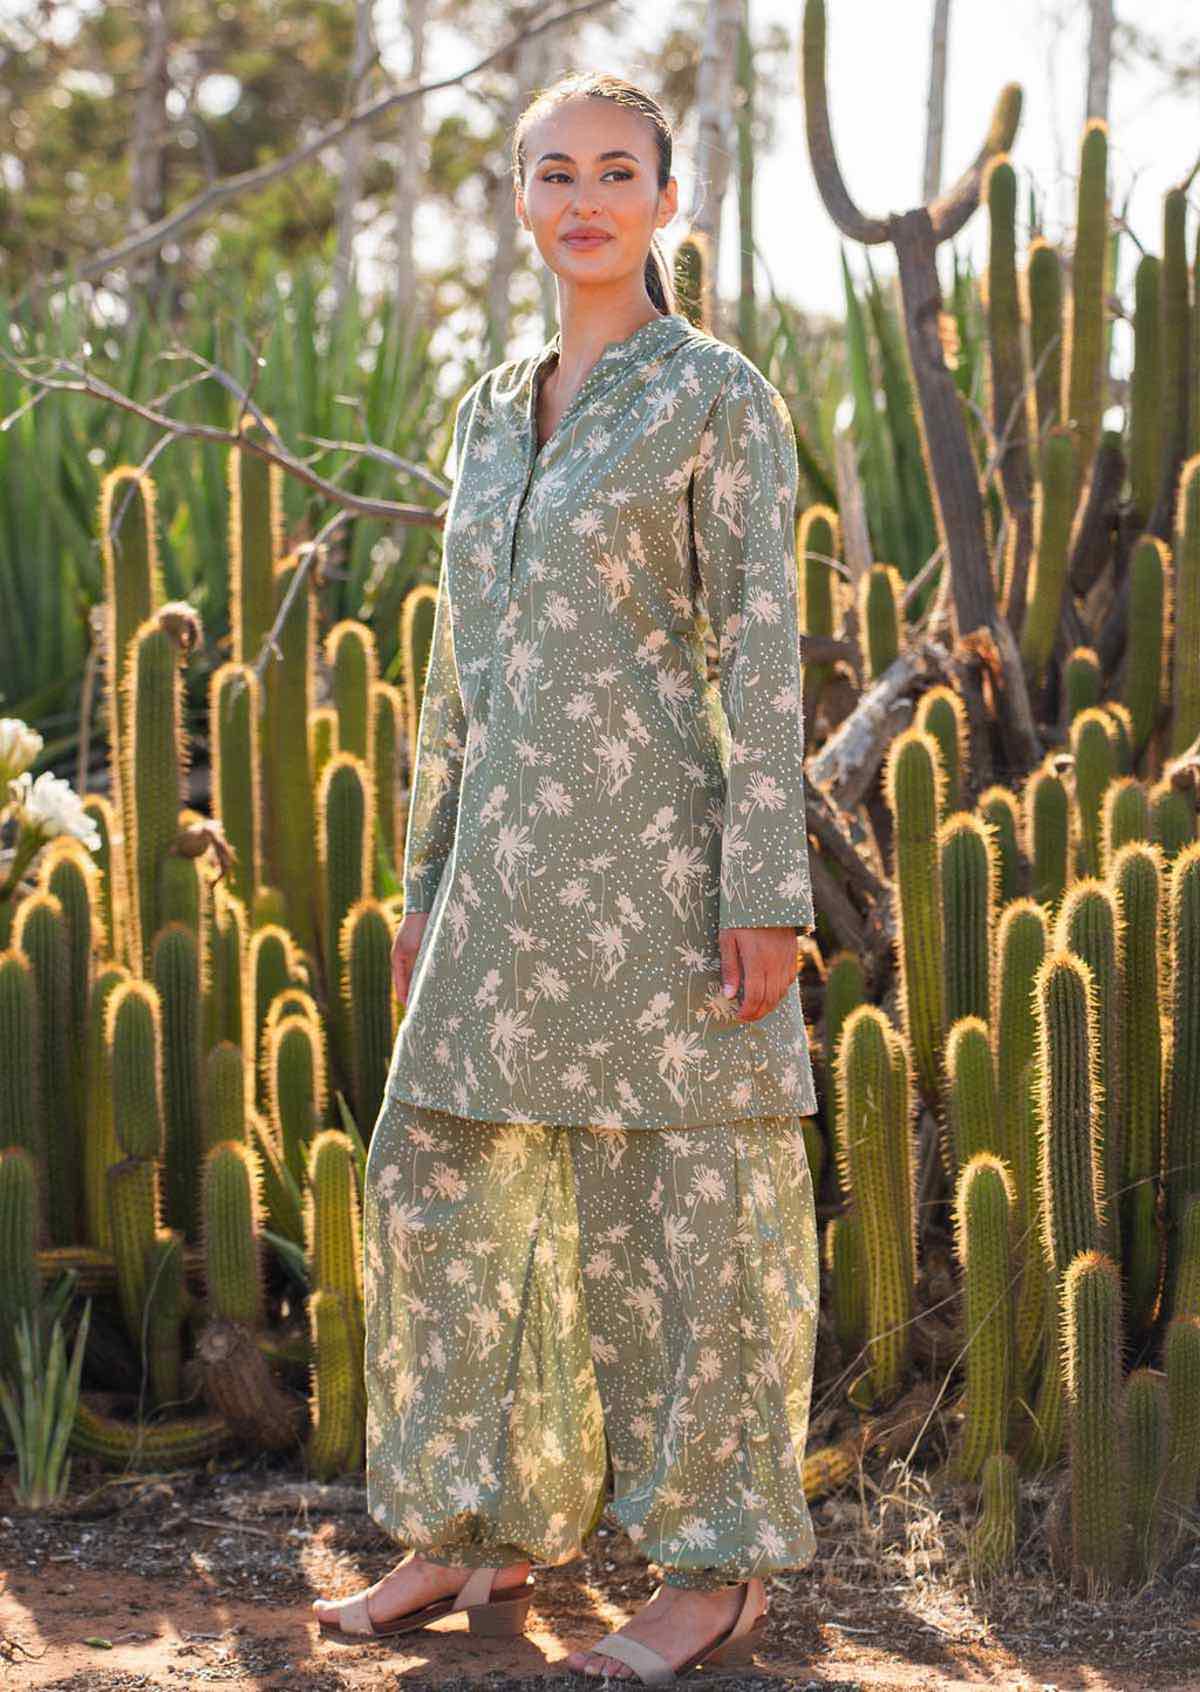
xmin=2 ymin=1459 xmax=1199 ymax=1692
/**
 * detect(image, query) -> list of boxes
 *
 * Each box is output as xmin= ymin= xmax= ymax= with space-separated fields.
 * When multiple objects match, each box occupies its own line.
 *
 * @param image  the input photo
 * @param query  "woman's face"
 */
xmin=515 ymin=97 xmax=677 ymax=294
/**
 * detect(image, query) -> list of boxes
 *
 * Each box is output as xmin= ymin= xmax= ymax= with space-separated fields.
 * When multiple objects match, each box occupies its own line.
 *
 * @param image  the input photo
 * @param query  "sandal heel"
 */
xmin=706 ymin=1616 xmax=765 ymax=1667
xmin=467 ymin=1591 xmax=533 ymax=1636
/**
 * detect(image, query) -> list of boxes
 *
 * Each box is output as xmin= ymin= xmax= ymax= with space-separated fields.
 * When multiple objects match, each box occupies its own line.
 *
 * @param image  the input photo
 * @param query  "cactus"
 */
xmin=1165 ymin=844 xmax=1200 ymax=1310
xmin=1100 ymin=776 xmax=1150 ymax=871
xmin=1025 ymin=760 xmax=1072 ymax=912
xmin=1062 ymin=118 xmax=1109 ymax=497
xmin=1172 ymin=454 xmax=1200 ymax=754
xmin=326 ymin=620 xmax=378 ymax=769
xmin=1070 ymin=708 xmax=1117 ymax=879
xmin=885 ymin=729 xmax=946 ymax=1107
xmin=1062 ymin=647 xmax=1102 ymax=723
xmin=263 ymin=553 xmax=319 ymax=960
xmin=1129 ymin=254 xmax=1163 ymax=526
xmin=1062 ymin=1249 xmax=1127 ymax=1590
xmin=1021 ymin=428 xmax=1079 ymax=689
xmin=69 ymin=1399 xmax=231 ymax=1468
xmin=916 ymin=687 xmax=968 ymax=816
xmin=82 ymin=964 xmax=129 ymax=1252
xmin=13 ymin=892 xmax=74 ymax=1244
xmin=99 ymin=466 xmax=163 ymax=973
xmin=0 ymin=1147 xmax=40 ymax=1381
xmin=105 ymin=1156 xmax=161 ymax=1350
xmin=977 ymin=787 xmax=1023 ymax=906
xmin=1055 ymin=882 xmax=1123 ymax=1263
xmin=372 ymin=681 xmax=405 ymax=891
xmin=984 ymin=153 xmax=1036 ymax=624
xmin=945 ymin=1017 xmax=999 ymax=1179
xmin=1150 ymin=775 xmax=1197 ymax=863
xmin=343 ymin=899 xmax=395 ymax=1137
xmin=250 ymin=1110 xmax=305 ymax=1247
xmin=204 ymin=1041 xmax=246 ymax=1150
xmin=125 ymin=613 xmax=189 ymax=974
xmin=317 ymin=752 xmax=373 ymax=1083
xmin=1123 ymin=536 xmax=1170 ymax=760
xmin=144 ymin=1227 xmax=187 ymax=1409
xmin=1027 ymin=237 xmax=1064 ymax=442
xmin=939 ymin=813 xmax=995 ymax=1027
xmin=1173 ymin=1194 xmax=1200 ymax=1322
xmin=993 ymin=901 xmax=1048 ymax=1232
xmin=203 ymin=884 xmax=247 ymax=1060
xmin=952 ymin=1152 xmax=1017 ymax=1482
xmin=834 ymin=1006 xmax=915 ymax=1406
xmin=1105 ymin=701 xmax=1135 ymax=775
xmin=1110 ymin=842 xmax=1165 ymax=1330
xmin=0 ymin=949 xmax=41 ymax=1165
xmin=797 ymin=507 xmax=840 ymax=723
xmin=1122 ymin=1367 xmax=1169 ymax=1584
xmin=210 ymin=662 xmax=261 ymax=908
xmin=249 ymin=924 xmax=299 ymax=1108
xmin=823 ymin=951 xmax=865 ymax=1204
xmin=81 ymin=792 xmax=126 ymax=968
xmin=266 ymin=1011 xmax=325 ymax=1189
xmin=152 ymin=922 xmax=204 ymax=1243
xmin=398 ymin=581 xmax=438 ymax=775
xmin=1162 ymin=1313 xmax=1200 ymax=1553
xmin=967 ymin=1450 xmax=1019 ymax=1579
xmin=858 ymin=562 xmax=903 ymax=681
xmin=106 ymin=979 xmax=164 ymax=1162
xmin=305 ymin=1287 xmax=365 ymax=1480
xmin=824 ymin=1205 xmax=866 ymax=1361
xmin=201 ymin=1139 xmax=266 ymax=1328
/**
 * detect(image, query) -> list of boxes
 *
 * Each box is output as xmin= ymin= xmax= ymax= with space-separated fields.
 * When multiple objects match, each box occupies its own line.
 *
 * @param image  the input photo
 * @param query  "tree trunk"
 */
xmin=1086 ymin=0 xmax=1115 ymax=122
xmin=334 ymin=0 xmax=380 ymax=317
xmin=922 ymin=0 xmax=951 ymax=202
xmin=689 ymin=0 xmax=742 ymax=340
xmin=129 ymin=0 xmax=170 ymax=305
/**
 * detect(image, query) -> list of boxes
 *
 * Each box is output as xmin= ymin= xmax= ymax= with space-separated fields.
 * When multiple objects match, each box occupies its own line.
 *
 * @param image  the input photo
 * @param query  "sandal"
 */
xmin=570 ymin=1578 xmax=767 ymax=1685
xmin=313 ymin=1557 xmax=534 ymax=1641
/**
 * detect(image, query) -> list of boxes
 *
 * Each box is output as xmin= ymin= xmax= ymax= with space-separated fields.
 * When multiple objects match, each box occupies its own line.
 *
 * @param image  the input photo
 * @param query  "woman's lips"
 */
xmin=562 ymin=233 xmax=611 ymax=247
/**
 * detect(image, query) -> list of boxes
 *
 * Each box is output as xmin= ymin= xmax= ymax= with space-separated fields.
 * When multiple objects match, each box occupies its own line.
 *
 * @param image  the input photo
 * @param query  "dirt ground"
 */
xmin=2 ymin=1456 xmax=1198 ymax=1692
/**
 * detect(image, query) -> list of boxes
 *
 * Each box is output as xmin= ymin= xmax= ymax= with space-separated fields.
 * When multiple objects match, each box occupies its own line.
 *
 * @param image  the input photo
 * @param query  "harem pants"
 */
xmin=361 ymin=1099 xmax=820 ymax=1591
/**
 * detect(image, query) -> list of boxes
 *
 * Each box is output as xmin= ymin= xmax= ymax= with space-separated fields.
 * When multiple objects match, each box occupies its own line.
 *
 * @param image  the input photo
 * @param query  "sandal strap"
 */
xmin=723 ymin=1578 xmax=762 ymax=1645
xmin=333 ymin=1592 xmax=377 ymax=1636
xmin=452 ymin=1566 xmax=498 ymax=1610
xmin=590 ymin=1632 xmax=675 ymax=1685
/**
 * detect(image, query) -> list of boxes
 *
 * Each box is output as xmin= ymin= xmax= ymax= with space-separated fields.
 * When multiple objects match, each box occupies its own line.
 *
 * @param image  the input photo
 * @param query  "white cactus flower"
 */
xmin=7 ymin=769 xmax=101 ymax=852
xmin=0 ymin=718 xmax=44 ymax=789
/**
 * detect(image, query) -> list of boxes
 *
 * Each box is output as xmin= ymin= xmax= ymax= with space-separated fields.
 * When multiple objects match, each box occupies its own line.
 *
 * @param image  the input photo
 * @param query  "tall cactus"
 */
xmin=976 ymin=787 xmax=1023 ymax=906
xmin=13 ymin=892 xmax=74 ymax=1244
xmin=915 ymin=687 xmax=968 ymax=816
xmin=945 ymin=1016 xmax=999 ymax=1179
xmin=1165 ymin=843 xmax=1200 ymax=1310
xmin=343 ymin=899 xmax=395 ymax=1138
xmin=823 ymin=951 xmax=866 ymax=1205
xmin=126 ymin=609 xmax=192 ymax=974
xmin=152 ymin=921 xmax=205 ymax=1244
xmin=1122 ymin=1367 xmax=1169 ymax=1584
xmin=1025 ymin=759 xmax=1072 ymax=912
xmin=834 ymin=1006 xmax=915 ymax=1407
xmin=263 ymin=552 xmax=319 ymax=960
xmin=210 ymin=662 xmax=261 ymax=909
xmin=797 ymin=506 xmax=841 ymax=724
xmin=1123 ymin=535 xmax=1170 ymax=760
xmin=1020 ymin=428 xmax=1079 ymax=689
xmin=1062 ymin=1249 xmax=1128 ymax=1591
xmin=857 ymin=562 xmax=903 ymax=681
xmin=1171 ymin=453 xmax=1200 ymax=754
xmin=326 ymin=620 xmax=378 ymax=770
xmin=1071 ymin=707 xmax=1117 ymax=879
xmin=939 ymin=812 xmax=995 ymax=1027
xmin=1110 ymin=841 xmax=1165 ymax=1330
xmin=951 ymin=1152 xmax=1017 ymax=1482
xmin=885 ymin=729 xmax=946 ymax=1107
xmin=1062 ymin=118 xmax=1109 ymax=499
xmin=1055 ymin=881 xmax=1123 ymax=1262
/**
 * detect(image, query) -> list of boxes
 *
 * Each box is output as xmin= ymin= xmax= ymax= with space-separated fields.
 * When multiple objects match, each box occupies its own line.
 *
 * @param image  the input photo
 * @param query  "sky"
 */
xmin=390 ymin=0 xmax=1199 ymax=369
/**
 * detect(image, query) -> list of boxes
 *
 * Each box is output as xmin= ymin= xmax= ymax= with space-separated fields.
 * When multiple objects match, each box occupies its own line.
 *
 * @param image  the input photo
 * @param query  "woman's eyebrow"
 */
xmin=534 ymin=149 xmax=641 ymax=165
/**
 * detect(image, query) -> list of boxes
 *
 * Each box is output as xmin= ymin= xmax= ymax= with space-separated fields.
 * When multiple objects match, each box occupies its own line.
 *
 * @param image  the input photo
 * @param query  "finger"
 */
xmin=719 ymin=929 xmax=741 ymax=1004
xmin=739 ymin=952 xmax=767 ymax=1020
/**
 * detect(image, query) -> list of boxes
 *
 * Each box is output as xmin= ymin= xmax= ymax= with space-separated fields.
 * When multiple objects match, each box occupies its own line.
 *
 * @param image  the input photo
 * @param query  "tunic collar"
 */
xmin=532 ymin=309 xmax=695 ymax=383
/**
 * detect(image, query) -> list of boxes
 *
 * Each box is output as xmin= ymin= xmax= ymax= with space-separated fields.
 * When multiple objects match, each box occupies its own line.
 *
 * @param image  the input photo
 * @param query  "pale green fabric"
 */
xmin=363 ymin=1094 xmax=820 ymax=1590
xmin=384 ymin=311 xmax=817 ymax=1130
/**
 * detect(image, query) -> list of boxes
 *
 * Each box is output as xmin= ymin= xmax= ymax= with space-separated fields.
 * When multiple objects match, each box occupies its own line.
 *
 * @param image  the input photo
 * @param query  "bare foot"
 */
xmin=312 ymin=1549 xmax=531 ymax=1632
xmin=564 ymin=1579 xmax=766 ymax=1679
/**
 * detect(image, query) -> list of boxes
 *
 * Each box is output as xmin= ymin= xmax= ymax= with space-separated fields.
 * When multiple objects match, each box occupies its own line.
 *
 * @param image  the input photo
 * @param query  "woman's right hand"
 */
xmin=392 ymin=912 xmax=430 ymax=1007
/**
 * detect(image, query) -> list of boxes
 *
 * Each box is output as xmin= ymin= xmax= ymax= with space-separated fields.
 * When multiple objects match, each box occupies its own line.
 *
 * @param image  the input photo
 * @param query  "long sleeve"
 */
xmin=691 ymin=362 xmax=815 ymax=935
xmin=400 ymin=397 xmax=475 ymax=915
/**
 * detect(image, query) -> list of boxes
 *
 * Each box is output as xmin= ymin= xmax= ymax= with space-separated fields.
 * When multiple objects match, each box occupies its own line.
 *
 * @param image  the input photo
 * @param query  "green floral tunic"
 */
xmin=384 ymin=310 xmax=817 ymax=1129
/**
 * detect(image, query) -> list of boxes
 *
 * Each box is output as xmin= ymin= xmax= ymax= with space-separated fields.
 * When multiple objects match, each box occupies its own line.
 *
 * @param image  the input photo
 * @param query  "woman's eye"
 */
xmin=542 ymin=169 xmax=633 ymax=184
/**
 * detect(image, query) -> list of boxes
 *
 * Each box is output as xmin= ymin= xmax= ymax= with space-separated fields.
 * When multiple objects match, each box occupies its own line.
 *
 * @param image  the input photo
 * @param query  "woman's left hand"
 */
xmin=718 ymin=926 xmax=798 ymax=1022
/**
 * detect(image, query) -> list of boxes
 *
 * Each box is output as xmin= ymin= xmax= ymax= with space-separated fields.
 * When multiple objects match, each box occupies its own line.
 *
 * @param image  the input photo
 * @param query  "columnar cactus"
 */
xmin=1128 ymin=255 xmax=1162 ymax=528
xmin=834 ymin=1006 xmax=916 ymax=1406
xmin=342 ymin=899 xmax=395 ymax=1138
xmin=1025 ymin=760 xmax=1072 ymax=912
xmin=372 ymin=681 xmax=406 ymax=892
xmin=201 ymin=1139 xmax=266 ymax=1328
xmin=317 ymin=753 xmax=374 ymax=1085
xmin=1055 ymin=881 xmax=1123 ymax=1261
xmin=915 ymin=687 xmax=968 ymax=816
xmin=1123 ymin=536 xmax=1170 ymax=760
xmin=326 ymin=619 xmax=379 ymax=769
xmin=823 ymin=951 xmax=865 ymax=1205
xmin=126 ymin=611 xmax=190 ymax=974
xmin=266 ymin=1011 xmax=326 ymax=1191
xmin=1063 ymin=1249 xmax=1128 ymax=1591
xmin=1062 ymin=647 xmax=1102 ymax=723
xmin=13 ymin=892 xmax=73 ymax=1244
xmin=824 ymin=1204 xmax=866 ymax=1361
xmin=952 ymin=1152 xmax=1017 ymax=1482
xmin=1100 ymin=776 xmax=1150 ymax=871
xmin=885 ymin=729 xmax=946 ymax=1107
xmin=1110 ymin=841 xmax=1165 ymax=1330
xmin=858 ymin=562 xmax=903 ymax=681
xmin=939 ymin=813 xmax=995 ymax=1027
xmin=1062 ymin=118 xmax=1109 ymax=498
xmin=1170 ymin=454 xmax=1200 ymax=755
xmin=1163 ymin=1314 xmax=1200 ymax=1554
xmin=152 ymin=922 xmax=204 ymax=1244
xmin=1122 ymin=1366 xmax=1168 ymax=1584
xmin=1020 ymin=428 xmax=1079 ymax=689
xmin=945 ymin=1017 xmax=999 ymax=1179
xmin=263 ymin=553 xmax=319 ymax=960
xmin=797 ymin=506 xmax=840 ymax=723
xmin=976 ymin=787 xmax=1023 ymax=906
xmin=0 ymin=1147 xmax=40 ymax=1381
xmin=1165 ymin=844 xmax=1200 ymax=1314
xmin=1071 ymin=707 xmax=1117 ymax=879
xmin=967 ymin=1451 xmax=1019 ymax=1579
xmin=210 ymin=662 xmax=261 ymax=909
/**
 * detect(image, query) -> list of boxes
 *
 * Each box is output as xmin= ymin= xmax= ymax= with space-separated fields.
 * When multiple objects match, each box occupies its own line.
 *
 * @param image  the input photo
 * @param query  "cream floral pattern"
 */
xmin=363 ymin=1095 xmax=820 ymax=1589
xmin=384 ymin=311 xmax=817 ymax=1128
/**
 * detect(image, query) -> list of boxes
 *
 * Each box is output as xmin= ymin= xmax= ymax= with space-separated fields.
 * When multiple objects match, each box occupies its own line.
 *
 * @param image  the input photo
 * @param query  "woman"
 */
xmin=313 ymin=70 xmax=821 ymax=1683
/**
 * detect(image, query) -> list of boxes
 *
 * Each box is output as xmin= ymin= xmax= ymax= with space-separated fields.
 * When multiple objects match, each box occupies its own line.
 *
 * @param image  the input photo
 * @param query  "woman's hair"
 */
xmin=511 ymin=72 xmax=677 ymax=315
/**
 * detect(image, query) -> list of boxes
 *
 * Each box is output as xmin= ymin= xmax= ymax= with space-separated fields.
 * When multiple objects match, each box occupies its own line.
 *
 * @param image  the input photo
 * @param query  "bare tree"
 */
xmin=688 ymin=0 xmax=742 ymax=339
xmin=334 ymin=0 xmax=381 ymax=314
xmin=391 ymin=0 xmax=430 ymax=346
xmin=1087 ymin=0 xmax=1115 ymax=121
xmin=129 ymin=0 xmax=171 ymax=301
xmin=922 ymin=0 xmax=951 ymax=202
